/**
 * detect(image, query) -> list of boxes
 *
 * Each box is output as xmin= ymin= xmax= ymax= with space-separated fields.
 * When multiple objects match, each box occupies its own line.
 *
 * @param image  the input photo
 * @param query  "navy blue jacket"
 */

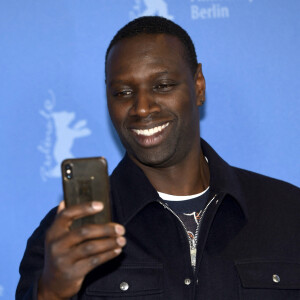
xmin=16 ymin=139 xmax=300 ymax=299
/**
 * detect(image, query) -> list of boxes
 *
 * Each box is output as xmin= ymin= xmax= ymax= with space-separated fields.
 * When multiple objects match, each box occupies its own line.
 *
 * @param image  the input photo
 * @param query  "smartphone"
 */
xmin=61 ymin=157 xmax=111 ymax=229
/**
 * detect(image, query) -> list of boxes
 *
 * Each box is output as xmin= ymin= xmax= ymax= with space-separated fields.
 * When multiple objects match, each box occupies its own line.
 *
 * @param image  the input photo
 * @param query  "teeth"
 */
xmin=132 ymin=122 xmax=169 ymax=136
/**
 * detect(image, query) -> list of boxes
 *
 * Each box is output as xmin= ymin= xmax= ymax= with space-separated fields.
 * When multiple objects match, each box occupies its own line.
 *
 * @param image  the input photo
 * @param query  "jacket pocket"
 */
xmin=235 ymin=260 xmax=300 ymax=300
xmin=85 ymin=263 xmax=163 ymax=299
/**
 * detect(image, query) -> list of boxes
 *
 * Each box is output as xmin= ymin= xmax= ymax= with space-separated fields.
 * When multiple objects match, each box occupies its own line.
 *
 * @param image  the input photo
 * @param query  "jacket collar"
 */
xmin=110 ymin=138 xmax=248 ymax=224
xmin=110 ymin=154 xmax=159 ymax=224
xmin=201 ymin=139 xmax=248 ymax=219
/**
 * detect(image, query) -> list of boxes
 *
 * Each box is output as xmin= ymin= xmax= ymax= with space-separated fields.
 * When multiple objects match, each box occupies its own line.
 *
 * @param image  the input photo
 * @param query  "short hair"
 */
xmin=105 ymin=16 xmax=198 ymax=76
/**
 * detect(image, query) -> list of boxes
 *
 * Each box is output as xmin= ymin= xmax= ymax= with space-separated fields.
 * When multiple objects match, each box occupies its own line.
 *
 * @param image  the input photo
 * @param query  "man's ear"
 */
xmin=194 ymin=63 xmax=206 ymax=106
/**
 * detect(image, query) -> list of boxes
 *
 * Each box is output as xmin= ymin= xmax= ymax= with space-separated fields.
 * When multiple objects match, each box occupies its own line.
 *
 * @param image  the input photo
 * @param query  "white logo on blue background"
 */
xmin=130 ymin=0 xmax=174 ymax=20
xmin=38 ymin=90 xmax=91 ymax=180
xmin=190 ymin=0 xmax=254 ymax=20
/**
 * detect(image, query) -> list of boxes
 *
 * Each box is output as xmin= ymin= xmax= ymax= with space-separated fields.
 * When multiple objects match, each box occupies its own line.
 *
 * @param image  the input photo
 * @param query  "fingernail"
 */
xmin=115 ymin=225 xmax=125 ymax=235
xmin=57 ymin=201 xmax=65 ymax=213
xmin=114 ymin=248 xmax=122 ymax=254
xmin=91 ymin=201 xmax=103 ymax=211
xmin=116 ymin=236 xmax=126 ymax=247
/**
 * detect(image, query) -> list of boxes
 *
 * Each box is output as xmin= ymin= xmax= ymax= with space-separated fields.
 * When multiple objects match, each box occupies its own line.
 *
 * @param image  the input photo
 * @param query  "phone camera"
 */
xmin=65 ymin=164 xmax=73 ymax=179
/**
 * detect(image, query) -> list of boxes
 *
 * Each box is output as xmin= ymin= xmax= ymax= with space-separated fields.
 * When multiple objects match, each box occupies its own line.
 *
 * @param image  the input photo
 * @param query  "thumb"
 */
xmin=57 ymin=201 xmax=66 ymax=214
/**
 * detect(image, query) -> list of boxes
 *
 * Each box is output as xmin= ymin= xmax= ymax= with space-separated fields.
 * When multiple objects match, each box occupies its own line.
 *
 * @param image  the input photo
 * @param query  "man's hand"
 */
xmin=37 ymin=201 xmax=126 ymax=300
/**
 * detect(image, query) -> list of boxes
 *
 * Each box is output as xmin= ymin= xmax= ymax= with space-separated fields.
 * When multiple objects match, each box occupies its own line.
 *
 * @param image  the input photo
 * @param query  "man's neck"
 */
xmin=130 ymin=146 xmax=210 ymax=196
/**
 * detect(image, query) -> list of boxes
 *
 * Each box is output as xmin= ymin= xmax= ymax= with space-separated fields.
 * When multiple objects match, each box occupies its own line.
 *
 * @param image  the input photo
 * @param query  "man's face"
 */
xmin=106 ymin=33 xmax=205 ymax=168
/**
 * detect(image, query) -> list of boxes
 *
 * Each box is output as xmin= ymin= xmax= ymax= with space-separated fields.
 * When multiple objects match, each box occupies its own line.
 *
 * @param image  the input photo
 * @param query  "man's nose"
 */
xmin=129 ymin=89 xmax=160 ymax=118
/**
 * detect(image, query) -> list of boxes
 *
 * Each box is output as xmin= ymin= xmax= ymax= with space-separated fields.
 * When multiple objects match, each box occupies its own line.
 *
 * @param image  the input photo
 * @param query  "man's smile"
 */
xmin=129 ymin=121 xmax=171 ymax=147
xmin=131 ymin=122 xmax=170 ymax=136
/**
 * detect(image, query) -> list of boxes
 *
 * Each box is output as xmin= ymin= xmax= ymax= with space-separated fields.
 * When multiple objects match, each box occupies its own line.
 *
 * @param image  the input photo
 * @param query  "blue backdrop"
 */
xmin=0 ymin=0 xmax=299 ymax=298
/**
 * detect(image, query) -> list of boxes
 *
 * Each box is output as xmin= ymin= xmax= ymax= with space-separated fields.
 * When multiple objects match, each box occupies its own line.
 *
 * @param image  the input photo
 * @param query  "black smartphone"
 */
xmin=61 ymin=157 xmax=111 ymax=229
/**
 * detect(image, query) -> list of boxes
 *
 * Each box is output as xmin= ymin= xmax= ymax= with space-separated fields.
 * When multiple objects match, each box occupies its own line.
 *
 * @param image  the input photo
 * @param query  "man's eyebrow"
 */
xmin=155 ymin=71 xmax=169 ymax=76
xmin=107 ymin=80 xmax=128 ymax=88
xmin=107 ymin=70 xmax=171 ymax=87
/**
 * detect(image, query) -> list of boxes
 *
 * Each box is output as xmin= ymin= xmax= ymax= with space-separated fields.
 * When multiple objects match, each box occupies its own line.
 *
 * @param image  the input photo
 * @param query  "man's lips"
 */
xmin=129 ymin=122 xmax=171 ymax=147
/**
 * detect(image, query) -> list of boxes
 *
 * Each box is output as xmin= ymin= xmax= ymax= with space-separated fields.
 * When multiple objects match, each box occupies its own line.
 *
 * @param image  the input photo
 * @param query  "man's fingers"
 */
xmin=53 ymin=223 xmax=125 ymax=253
xmin=59 ymin=201 xmax=104 ymax=222
xmin=47 ymin=201 xmax=104 ymax=242
xmin=72 ymin=248 xmax=123 ymax=277
xmin=65 ymin=236 xmax=126 ymax=262
xmin=46 ymin=236 xmax=125 ymax=274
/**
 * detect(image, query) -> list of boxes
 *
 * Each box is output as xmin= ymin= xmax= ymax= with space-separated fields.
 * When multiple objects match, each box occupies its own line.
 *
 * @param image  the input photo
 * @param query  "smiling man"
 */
xmin=17 ymin=17 xmax=300 ymax=300
xmin=106 ymin=31 xmax=209 ymax=195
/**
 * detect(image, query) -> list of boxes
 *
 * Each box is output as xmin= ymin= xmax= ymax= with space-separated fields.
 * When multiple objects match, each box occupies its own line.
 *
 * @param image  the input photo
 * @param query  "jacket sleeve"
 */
xmin=16 ymin=207 xmax=58 ymax=300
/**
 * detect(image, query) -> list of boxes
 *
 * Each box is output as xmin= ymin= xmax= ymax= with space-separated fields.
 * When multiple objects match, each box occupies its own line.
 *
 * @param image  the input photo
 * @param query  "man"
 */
xmin=17 ymin=16 xmax=300 ymax=299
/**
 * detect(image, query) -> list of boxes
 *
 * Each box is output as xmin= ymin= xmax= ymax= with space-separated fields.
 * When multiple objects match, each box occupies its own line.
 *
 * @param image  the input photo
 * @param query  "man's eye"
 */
xmin=154 ymin=83 xmax=176 ymax=92
xmin=114 ymin=90 xmax=133 ymax=97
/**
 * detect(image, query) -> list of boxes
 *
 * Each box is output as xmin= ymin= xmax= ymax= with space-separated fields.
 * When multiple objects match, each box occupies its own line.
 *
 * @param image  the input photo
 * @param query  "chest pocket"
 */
xmin=235 ymin=260 xmax=300 ymax=300
xmin=85 ymin=263 xmax=163 ymax=299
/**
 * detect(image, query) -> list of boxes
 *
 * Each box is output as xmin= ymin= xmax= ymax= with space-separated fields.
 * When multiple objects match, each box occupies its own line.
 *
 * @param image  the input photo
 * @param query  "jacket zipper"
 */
xmin=157 ymin=194 xmax=217 ymax=271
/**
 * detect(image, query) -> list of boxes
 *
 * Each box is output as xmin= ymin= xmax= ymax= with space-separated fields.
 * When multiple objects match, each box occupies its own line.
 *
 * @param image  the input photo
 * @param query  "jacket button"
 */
xmin=120 ymin=282 xmax=129 ymax=291
xmin=272 ymin=274 xmax=280 ymax=283
xmin=184 ymin=278 xmax=191 ymax=285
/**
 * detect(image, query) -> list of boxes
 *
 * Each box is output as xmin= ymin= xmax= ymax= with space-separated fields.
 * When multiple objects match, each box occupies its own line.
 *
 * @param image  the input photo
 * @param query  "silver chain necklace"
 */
xmin=158 ymin=193 xmax=217 ymax=268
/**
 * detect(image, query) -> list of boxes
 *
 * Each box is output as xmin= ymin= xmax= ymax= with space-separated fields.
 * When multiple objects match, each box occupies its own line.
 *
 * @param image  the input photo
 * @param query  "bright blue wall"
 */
xmin=0 ymin=0 xmax=299 ymax=298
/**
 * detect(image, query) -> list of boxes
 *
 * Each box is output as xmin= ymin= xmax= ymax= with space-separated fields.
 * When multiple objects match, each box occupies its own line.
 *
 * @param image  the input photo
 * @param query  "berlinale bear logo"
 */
xmin=130 ymin=0 xmax=174 ymax=20
xmin=38 ymin=90 xmax=91 ymax=180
